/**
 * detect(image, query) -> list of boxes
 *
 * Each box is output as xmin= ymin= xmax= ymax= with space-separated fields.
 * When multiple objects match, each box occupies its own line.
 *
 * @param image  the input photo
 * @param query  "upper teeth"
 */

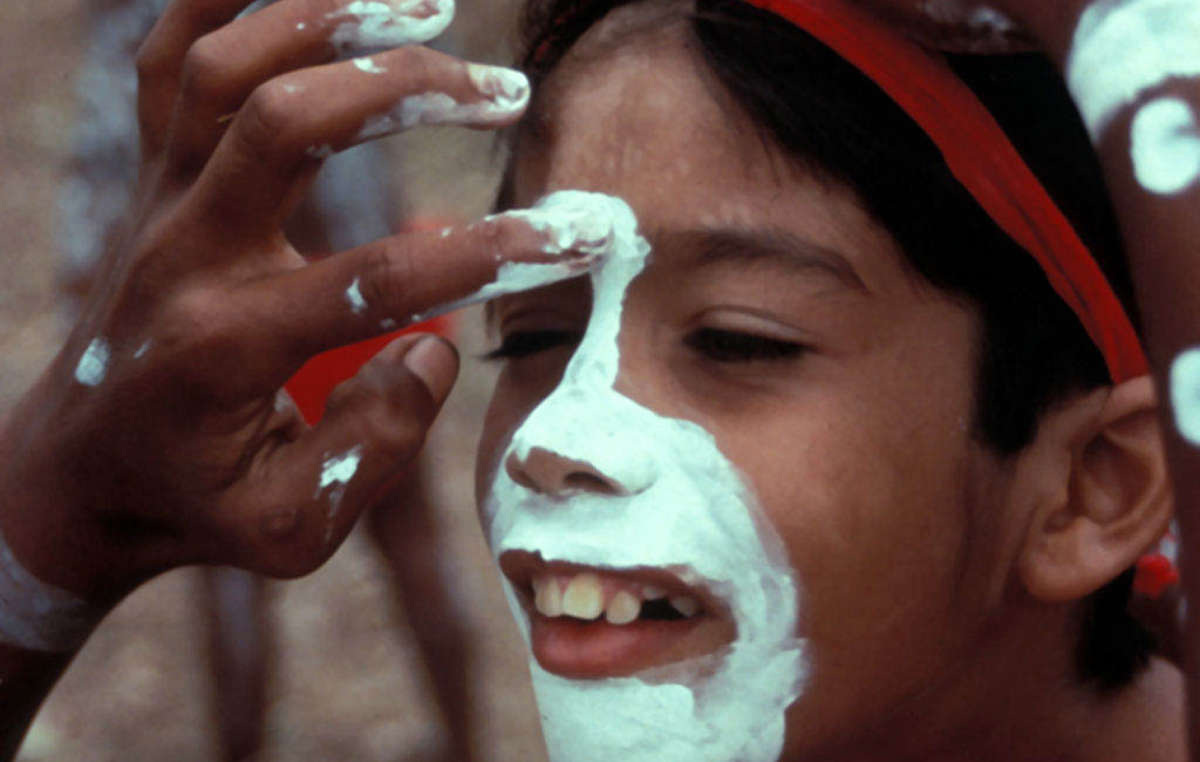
xmin=531 ymin=572 xmax=701 ymax=624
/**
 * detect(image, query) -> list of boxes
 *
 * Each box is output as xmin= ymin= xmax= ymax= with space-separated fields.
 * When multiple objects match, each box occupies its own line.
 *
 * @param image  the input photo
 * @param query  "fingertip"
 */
xmin=401 ymin=334 xmax=459 ymax=403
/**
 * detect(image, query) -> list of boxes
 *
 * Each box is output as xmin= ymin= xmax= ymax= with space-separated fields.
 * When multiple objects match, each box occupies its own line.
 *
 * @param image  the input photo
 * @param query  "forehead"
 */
xmin=516 ymin=11 xmax=767 ymax=222
xmin=510 ymin=7 xmax=913 ymax=293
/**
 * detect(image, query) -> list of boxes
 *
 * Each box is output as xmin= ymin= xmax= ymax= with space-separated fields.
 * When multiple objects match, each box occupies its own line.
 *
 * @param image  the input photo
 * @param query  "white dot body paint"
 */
xmin=74 ymin=337 xmax=110 ymax=387
xmin=316 ymin=446 xmax=364 ymax=543
xmin=346 ymin=276 xmax=368 ymax=314
xmin=409 ymin=191 xmax=622 ymax=323
xmin=1169 ymin=347 xmax=1200 ymax=445
xmin=352 ymin=56 xmax=387 ymax=75
xmin=355 ymin=66 xmax=529 ymax=142
xmin=0 ymin=530 xmax=99 ymax=651
xmin=481 ymin=192 xmax=808 ymax=762
xmin=1130 ymin=97 xmax=1200 ymax=195
xmin=327 ymin=0 xmax=455 ymax=55
xmin=1067 ymin=0 xmax=1200 ymax=141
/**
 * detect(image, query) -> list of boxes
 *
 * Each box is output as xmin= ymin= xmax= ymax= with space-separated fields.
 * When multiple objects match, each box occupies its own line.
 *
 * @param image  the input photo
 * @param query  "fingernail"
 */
xmin=403 ymin=336 xmax=458 ymax=400
xmin=327 ymin=0 xmax=455 ymax=52
xmin=468 ymin=64 xmax=531 ymax=110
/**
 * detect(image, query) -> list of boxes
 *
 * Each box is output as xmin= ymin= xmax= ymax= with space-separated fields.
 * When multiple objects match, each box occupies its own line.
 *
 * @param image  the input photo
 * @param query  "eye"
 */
xmin=483 ymin=330 xmax=581 ymax=361
xmin=684 ymin=327 xmax=807 ymax=363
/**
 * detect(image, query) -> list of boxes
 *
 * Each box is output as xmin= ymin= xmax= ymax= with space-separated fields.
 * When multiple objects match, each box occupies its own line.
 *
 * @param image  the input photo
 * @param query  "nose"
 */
xmin=505 ymin=447 xmax=633 ymax=497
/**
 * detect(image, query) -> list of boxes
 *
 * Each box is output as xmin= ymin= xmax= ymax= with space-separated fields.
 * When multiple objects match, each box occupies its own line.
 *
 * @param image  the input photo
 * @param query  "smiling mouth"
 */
xmin=499 ymin=550 xmax=736 ymax=678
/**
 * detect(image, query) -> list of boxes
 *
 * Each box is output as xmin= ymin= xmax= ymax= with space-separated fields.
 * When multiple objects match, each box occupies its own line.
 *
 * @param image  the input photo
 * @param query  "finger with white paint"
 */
xmin=234 ymin=193 xmax=616 ymax=375
xmin=215 ymin=332 xmax=457 ymax=575
xmin=163 ymin=0 xmax=459 ymax=165
xmin=182 ymin=45 xmax=528 ymax=233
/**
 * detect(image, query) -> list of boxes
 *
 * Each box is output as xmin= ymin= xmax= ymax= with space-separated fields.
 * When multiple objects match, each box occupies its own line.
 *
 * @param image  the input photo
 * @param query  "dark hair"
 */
xmin=516 ymin=0 xmax=1153 ymax=689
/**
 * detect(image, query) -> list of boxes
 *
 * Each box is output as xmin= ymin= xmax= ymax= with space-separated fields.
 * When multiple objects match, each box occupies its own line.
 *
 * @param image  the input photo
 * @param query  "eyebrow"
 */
xmin=660 ymin=228 xmax=869 ymax=293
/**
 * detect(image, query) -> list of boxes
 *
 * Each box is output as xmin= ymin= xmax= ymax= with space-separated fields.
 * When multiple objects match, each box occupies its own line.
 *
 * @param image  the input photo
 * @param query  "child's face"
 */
xmin=475 ymin=14 xmax=1024 ymax=759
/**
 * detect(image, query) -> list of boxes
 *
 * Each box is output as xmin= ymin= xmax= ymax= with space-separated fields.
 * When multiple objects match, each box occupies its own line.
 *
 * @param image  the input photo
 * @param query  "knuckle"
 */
xmin=159 ymin=286 xmax=244 ymax=370
xmin=331 ymin=373 xmax=432 ymax=456
xmin=181 ymin=33 xmax=236 ymax=101
xmin=237 ymin=81 xmax=301 ymax=160
xmin=477 ymin=215 xmax=526 ymax=257
xmin=358 ymin=245 xmax=417 ymax=315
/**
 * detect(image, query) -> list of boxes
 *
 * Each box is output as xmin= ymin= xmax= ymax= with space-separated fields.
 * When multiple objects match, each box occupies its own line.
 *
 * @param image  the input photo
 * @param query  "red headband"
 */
xmin=742 ymin=0 xmax=1147 ymax=382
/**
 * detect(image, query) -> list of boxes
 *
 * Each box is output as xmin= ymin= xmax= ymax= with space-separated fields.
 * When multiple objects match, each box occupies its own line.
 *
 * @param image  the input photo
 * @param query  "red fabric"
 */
xmin=744 ymin=0 xmax=1147 ymax=383
xmin=285 ymin=316 xmax=453 ymax=425
xmin=1134 ymin=553 xmax=1180 ymax=598
xmin=284 ymin=217 xmax=460 ymax=425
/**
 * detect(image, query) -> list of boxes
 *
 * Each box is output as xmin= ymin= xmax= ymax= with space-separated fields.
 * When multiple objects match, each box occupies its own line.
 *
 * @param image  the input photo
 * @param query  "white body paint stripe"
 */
xmin=1170 ymin=347 xmax=1200 ymax=445
xmin=1130 ymin=97 xmax=1200 ymax=195
xmin=1067 ymin=0 xmax=1200 ymax=141
xmin=74 ymin=337 xmax=110 ymax=387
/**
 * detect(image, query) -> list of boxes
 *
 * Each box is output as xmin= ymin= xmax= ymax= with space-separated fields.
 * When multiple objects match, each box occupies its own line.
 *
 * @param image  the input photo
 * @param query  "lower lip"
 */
xmin=530 ymin=613 xmax=707 ymax=679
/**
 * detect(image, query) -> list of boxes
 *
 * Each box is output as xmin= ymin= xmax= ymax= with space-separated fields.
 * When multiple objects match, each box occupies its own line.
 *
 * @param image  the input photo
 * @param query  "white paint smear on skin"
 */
xmin=0 ymin=529 xmax=100 ymax=651
xmin=352 ymin=56 xmax=387 ymax=74
xmin=327 ymin=0 xmax=455 ymax=55
xmin=1169 ymin=347 xmax=1200 ymax=444
xmin=1067 ymin=0 xmax=1200 ymax=141
xmin=409 ymin=191 xmax=618 ymax=324
xmin=481 ymin=192 xmax=808 ymax=762
xmin=346 ymin=276 xmax=368 ymax=314
xmin=317 ymin=446 xmax=364 ymax=544
xmin=354 ymin=67 xmax=529 ymax=142
xmin=1130 ymin=97 xmax=1200 ymax=195
xmin=74 ymin=338 xmax=110 ymax=387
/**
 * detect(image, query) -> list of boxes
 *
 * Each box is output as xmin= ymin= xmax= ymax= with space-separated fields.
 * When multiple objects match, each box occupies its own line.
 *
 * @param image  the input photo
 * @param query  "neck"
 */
xmin=789 ymin=605 xmax=1185 ymax=762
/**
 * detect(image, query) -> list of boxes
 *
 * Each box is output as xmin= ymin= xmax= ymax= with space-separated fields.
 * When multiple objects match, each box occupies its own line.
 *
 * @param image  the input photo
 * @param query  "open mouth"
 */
xmin=499 ymin=550 xmax=736 ymax=678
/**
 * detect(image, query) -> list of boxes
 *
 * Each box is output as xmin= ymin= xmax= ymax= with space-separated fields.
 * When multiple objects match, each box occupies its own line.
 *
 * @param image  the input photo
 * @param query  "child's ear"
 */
xmin=1017 ymin=376 xmax=1172 ymax=602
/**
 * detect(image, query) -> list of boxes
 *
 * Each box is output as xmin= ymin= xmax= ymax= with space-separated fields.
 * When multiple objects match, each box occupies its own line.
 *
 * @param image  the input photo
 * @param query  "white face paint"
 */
xmin=1067 ymin=0 xmax=1200 ymax=141
xmin=1130 ymin=96 xmax=1200 ymax=195
xmin=410 ymin=191 xmax=622 ymax=324
xmin=355 ymin=66 xmax=529 ymax=141
xmin=481 ymin=192 xmax=808 ymax=762
xmin=0 ymin=531 xmax=99 ymax=652
xmin=327 ymin=0 xmax=455 ymax=55
xmin=74 ymin=337 xmax=110 ymax=387
xmin=1169 ymin=347 xmax=1200 ymax=445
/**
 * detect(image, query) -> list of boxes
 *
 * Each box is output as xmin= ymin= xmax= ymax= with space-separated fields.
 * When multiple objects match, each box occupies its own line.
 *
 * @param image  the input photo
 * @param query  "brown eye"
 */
xmin=484 ymin=330 xmax=581 ymax=361
xmin=684 ymin=328 xmax=807 ymax=363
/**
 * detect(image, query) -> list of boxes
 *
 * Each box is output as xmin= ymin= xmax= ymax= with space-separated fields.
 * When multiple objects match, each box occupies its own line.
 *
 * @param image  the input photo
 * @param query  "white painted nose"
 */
xmin=505 ymin=447 xmax=628 ymax=496
xmin=504 ymin=388 xmax=659 ymax=497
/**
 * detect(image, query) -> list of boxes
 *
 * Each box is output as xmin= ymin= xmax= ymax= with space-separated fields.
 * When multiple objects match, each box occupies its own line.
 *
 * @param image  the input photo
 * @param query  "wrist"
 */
xmin=0 ymin=371 xmax=133 ymax=611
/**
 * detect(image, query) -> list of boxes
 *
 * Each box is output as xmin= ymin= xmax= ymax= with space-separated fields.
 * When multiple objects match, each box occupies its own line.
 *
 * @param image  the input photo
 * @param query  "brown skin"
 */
xmin=860 ymin=0 xmax=1200 ymax=755
xmin=0 ymin=0 xmax=562 ymax=752
xmin=477 ymin=6 xmax=1184 ymax=761
xmin=1 ymin=0 xmax=1197 ymax=758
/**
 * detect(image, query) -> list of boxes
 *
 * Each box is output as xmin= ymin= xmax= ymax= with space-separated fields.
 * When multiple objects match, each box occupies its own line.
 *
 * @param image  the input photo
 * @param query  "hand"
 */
xmin=0 ymin=0 xmax=554 ymax=601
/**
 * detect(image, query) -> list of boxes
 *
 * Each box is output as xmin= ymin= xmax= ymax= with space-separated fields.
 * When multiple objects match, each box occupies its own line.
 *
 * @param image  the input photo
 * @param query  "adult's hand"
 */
xmin=0 ymin=0 xmax=561 ymax=611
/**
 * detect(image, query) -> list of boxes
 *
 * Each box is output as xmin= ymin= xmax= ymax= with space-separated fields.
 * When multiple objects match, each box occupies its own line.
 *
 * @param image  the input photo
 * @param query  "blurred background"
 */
xmin=0 ymin=0 xmax=549 ymax=759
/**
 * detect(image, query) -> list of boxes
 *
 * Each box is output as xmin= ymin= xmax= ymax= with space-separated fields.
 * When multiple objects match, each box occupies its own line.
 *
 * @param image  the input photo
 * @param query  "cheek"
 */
xmin=723 ymin=383 xmax=977 ymax=637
